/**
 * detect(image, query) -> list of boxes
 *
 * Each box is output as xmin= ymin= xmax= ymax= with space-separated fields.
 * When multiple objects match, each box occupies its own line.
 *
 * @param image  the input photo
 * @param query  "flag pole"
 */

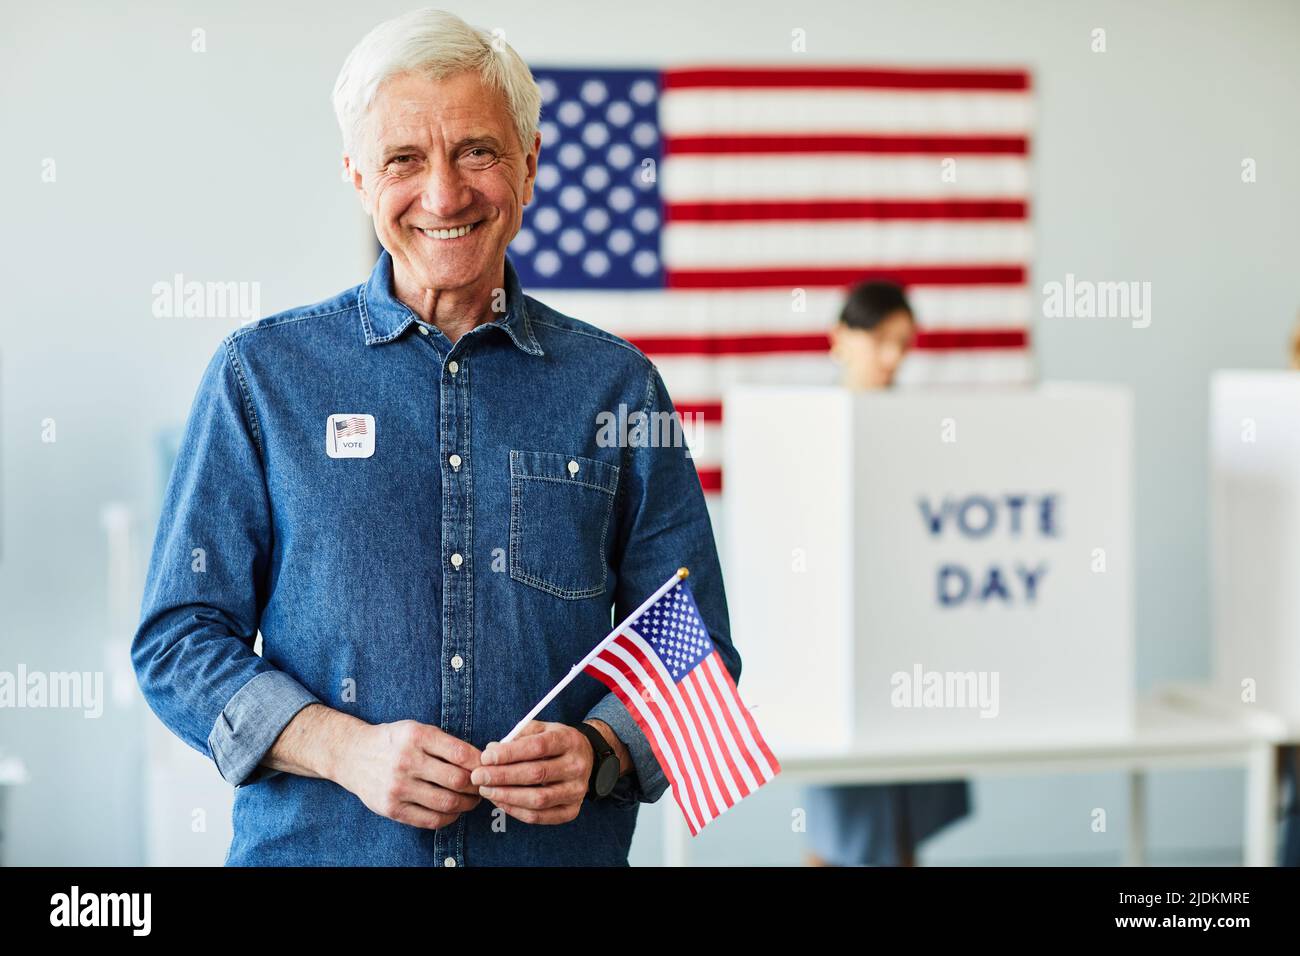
xmin=499 ymin=566 xmax=689 ymax=744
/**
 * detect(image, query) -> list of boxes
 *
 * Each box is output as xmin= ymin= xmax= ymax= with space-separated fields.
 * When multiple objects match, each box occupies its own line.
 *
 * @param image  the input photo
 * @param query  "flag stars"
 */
xmin=512 ymin=69 xmax=663 ymax=288
xmin=631 ymin=582 xmax=712 ymax=675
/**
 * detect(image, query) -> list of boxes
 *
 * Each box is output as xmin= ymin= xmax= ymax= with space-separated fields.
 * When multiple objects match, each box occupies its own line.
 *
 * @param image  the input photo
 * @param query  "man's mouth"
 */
xmin=419 ymin=221 xmax=481 ymax=241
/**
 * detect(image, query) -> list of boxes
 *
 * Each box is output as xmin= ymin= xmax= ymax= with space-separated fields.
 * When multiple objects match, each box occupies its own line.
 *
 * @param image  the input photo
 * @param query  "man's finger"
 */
xmin=492 ymin=797 xmax=584 ymax=825
xmin=482 ymin=724 xmax=566 ymax=766
xmin=402 ymin=778 xmax=482 ymax=815
xmin=417 ymin=724 xmax=483 ymax=770
xmin=412 ymin=751 xmax=482 ymax=796
xmin=473 ymin=755 xmax=577 ymax=789
xmin=392 ymin=803 xmax=459 ymax=831
xmin=480 ymin=780 xmax=585 ymax=811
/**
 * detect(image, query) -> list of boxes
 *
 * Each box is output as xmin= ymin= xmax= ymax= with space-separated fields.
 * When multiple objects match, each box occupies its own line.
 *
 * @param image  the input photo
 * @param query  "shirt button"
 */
xmin=449 ymin=453 xmax=462 ymax=469
xmin=444 ymin=857 xmax=457 ymax=867
xmin=567 ymin=459 xmax=579 ymax=476
xmin=450 ymin=552 xmax=463 ymax=569
xmin=447 ymin=360 xmax=459 ymax=375
xmin=417 ymin=325 xmax=429 ymax=336
xmin=451 ymin=654 xmax=464 ymax=670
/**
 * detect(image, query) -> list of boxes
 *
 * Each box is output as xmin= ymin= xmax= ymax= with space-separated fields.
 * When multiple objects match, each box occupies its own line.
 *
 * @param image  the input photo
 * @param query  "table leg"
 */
xmin=1244 ymin=743 xmax=1277 ymax=867
xmin=1126 ymin=771 xmax=1146 ymax=866
xmin=662 ymin=798 xmax=689 ymax=867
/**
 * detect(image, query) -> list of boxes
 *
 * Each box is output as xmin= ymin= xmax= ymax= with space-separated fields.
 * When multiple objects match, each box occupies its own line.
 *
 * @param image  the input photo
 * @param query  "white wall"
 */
xmin=2 ymin=0 xmax=1297 ymax=864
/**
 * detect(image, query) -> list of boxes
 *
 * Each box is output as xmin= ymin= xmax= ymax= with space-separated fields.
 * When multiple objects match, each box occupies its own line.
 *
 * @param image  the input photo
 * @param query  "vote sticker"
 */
xmin=325 ymin=413 xmax=375 ymax=458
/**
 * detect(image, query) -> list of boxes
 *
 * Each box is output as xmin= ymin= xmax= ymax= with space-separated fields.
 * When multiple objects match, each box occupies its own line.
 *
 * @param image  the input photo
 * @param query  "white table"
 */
xmin=662 ymin=684 xmax=1295 ymax=866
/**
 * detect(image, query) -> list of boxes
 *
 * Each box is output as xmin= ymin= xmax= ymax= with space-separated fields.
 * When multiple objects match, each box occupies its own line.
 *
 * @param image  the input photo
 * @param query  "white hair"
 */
xmin=331 ymin=8 xmax=541 ymax=159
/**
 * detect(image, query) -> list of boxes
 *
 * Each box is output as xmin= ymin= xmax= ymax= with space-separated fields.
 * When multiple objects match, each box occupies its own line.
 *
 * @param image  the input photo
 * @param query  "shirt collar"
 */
xmin=357 ymin=248 xmax=544 ymax=356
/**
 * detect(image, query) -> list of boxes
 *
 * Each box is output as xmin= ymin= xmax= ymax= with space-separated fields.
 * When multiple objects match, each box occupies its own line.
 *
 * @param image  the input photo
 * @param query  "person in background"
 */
xmin=805 ymin=280 xmax=972 ymax=867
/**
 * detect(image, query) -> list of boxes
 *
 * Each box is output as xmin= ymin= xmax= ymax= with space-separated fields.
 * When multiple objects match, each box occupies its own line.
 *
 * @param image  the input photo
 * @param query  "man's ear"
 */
xmin=520 ymin=130 xmax=541 ymax=206
xmin=344 ymin=153 xmax=374 ymax=216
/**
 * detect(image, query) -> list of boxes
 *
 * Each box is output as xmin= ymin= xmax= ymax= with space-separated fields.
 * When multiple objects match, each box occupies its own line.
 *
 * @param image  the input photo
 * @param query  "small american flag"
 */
xmin=584 ymin=572 xmax=781 ymax=835
xmin=514 ymin=65 xmax=1035 ymax=496
xmin=333 ymin=416 xmax=368 ymax=438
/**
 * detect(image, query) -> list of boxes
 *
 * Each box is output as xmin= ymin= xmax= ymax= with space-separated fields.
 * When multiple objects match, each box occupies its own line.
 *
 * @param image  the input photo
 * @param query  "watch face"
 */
xmin=594 ymin=754 xmax=621 ymax=797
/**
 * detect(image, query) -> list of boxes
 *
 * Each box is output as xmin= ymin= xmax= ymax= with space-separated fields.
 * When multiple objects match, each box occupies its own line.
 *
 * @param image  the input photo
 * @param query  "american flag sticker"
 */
xmin=325 ymin=413 xmax=375 ymax=459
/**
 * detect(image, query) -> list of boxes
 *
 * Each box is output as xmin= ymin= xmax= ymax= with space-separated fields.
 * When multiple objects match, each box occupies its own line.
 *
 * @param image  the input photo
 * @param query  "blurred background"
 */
xmin=1 ymin=0 xmax=1298 ymax=866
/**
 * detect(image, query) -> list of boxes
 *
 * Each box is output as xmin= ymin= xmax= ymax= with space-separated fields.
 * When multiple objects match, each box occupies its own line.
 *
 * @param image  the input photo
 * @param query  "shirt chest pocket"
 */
xmin=509 ymin=450 xmax=620 ymax=599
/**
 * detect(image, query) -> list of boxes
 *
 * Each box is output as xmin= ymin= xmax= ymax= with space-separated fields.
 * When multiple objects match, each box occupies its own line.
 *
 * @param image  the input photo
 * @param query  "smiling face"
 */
xmin=347 ymin=69 xmax=540 ymax=307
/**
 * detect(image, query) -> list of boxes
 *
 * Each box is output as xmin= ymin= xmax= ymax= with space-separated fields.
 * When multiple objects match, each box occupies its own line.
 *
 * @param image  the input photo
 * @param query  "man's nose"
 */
xmin=420 ymin=162 xmax=472 ymax=219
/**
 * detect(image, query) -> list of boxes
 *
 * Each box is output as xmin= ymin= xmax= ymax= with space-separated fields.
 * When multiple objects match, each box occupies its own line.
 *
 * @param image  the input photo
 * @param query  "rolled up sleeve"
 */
xmin=587 ymin=361 xmax=740 ymax=809
xmin=132 ymin=338 xmax=320 ymax=788
xmin=209 ymin=670 xmax=320 ymax=787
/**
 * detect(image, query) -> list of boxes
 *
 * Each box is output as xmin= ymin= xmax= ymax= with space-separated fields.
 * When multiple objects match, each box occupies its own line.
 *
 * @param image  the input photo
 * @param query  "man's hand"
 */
xmin=471 ymin=719 xmax=627 ymax=824
xmin=334 ymin=718 xmax=484 ymax=830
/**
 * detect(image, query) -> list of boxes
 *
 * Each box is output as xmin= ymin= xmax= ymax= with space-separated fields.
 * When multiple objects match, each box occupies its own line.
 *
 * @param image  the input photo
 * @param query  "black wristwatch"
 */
xmin=570 ymin=721 xmax=622 ymax=800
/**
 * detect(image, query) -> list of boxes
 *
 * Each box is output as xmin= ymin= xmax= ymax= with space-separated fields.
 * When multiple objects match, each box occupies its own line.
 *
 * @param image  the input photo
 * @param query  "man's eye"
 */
xmin=387 ymin=155 xmax=417 ymax=167
xmin=463 ymin=148 xmax=497 ymax=166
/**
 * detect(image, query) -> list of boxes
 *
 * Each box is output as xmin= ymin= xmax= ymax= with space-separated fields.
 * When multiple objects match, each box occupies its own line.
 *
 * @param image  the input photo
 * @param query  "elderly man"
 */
xmin=132 ymin=8 xmax=737 ymax=866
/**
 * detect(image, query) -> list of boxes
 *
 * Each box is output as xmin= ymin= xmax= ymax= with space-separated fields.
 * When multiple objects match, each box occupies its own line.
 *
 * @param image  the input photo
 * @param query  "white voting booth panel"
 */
xmin=723 ymin=384 xmax=1134 ymax=755
xmin=1211 ymin=371 xmax=1300 ymax=722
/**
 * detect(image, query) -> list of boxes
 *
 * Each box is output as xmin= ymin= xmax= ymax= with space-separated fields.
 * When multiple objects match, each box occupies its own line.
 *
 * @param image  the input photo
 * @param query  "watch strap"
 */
xmin=571 ymin=721 xmax=617 ymax=799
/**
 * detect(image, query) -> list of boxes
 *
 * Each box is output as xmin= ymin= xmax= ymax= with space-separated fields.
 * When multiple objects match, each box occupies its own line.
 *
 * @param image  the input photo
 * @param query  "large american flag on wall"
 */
xmin=512 ymin=65 xmax=1035 ymax=496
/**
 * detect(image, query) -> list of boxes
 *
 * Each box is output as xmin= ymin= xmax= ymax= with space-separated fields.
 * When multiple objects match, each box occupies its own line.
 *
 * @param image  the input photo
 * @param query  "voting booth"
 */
xmin=1210 ymin=371 xmax=1300 ymax=722
xmin=722 ymin=383 xmax=1135 ymax=755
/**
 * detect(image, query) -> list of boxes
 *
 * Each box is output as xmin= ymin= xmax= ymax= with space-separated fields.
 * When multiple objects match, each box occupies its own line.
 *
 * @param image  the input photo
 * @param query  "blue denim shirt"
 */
xmin=131 ymin=249 xmax=738 ymax=866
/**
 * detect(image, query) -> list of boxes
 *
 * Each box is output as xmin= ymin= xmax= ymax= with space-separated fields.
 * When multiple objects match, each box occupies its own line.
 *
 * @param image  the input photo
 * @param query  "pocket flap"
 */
xmin=509 ymin=450 xmax=619 ymax=496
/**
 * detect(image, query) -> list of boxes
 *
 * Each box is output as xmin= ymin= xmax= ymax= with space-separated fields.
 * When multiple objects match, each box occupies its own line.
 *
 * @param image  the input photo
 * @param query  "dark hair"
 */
xmin=838 ymin=280 xmax=914 ymax=331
